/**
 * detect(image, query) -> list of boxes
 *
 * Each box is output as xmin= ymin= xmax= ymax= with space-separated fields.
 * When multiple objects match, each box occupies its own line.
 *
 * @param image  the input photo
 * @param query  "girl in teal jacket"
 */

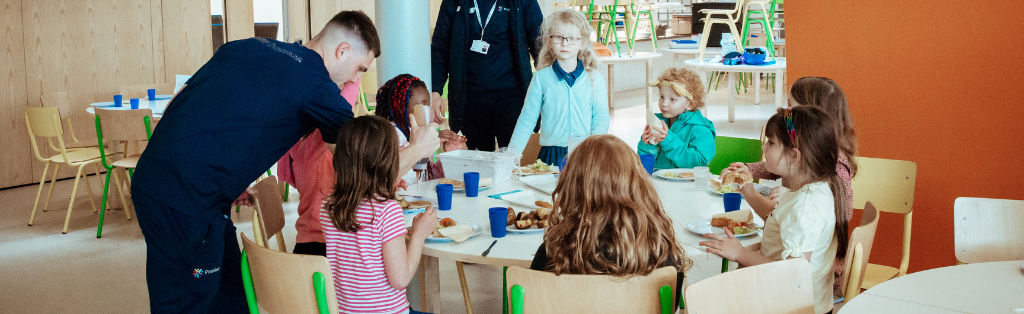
xmin=639 ymin=68 xmax=716 ymax=169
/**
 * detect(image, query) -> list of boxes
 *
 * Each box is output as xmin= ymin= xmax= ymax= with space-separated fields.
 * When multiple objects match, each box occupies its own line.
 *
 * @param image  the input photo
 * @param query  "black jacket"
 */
xmin=431 ymin=0 xmax=543 ymax=132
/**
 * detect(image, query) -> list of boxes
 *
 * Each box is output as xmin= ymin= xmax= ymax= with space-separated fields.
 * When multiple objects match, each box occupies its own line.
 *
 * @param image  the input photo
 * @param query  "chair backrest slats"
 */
xmin=954 ymin=197 xmax=1024 ymax=263
xmin=241 ymin=233 xmax=339 ymax=314
xmin=851 ymin=157 xmax=917 ymax=214
xmin=25 ymin=107 xmax=64 ymax=138
xmin=685 ymin=258 xmax=814 ymax=314
xmin=840 ymin=202 xmax=880 ymax=297
xmin=506 ymin=266 xmax=676 ymax=313
xmin=253 ymin=176 xmax=286 ymax=246
xmin=96 ymin=109 xmax=153 ymax=142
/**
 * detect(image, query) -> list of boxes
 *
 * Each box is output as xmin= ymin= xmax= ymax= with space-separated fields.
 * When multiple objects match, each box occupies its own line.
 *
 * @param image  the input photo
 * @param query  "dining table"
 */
xmin=401 ymin=173 xmax=765 ymax=313
xmin=684 ymin=58 xmax=787 ymax=122
xmin=839 ymin=261 xmax=1024 ymax=314
xmin=86 ymin=96 xmax=172 ymax=119
xmin=598 ymin=52 xmax=664 ymax=110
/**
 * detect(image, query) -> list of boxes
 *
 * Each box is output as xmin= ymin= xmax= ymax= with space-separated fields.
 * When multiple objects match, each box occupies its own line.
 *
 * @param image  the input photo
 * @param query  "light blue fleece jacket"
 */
xmin=509 ymin=65 xmax=610 ymax=153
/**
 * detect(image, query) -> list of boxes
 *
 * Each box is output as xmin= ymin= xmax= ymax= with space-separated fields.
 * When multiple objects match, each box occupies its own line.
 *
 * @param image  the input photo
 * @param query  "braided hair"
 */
xmin=374 ymin=74 xmax=426 ymax=138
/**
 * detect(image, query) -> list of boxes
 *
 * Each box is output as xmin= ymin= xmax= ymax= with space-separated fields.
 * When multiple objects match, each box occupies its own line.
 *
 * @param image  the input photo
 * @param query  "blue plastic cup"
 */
xmin=147 ymin=88 xmax=156 ymax=100
xmin=488 ymin=207 xmax=508 ymax=238
xmin=113 ymin=95 xmax=122 ymax=107
xmin=436 ymin=184 xmax=453 ymax=210
xmin=640 ymin=154 xmax=656 ymax=175
xmin=464 ymin=172 xmax=480 ymax=197
xmin=724 ymin=193 xmax=742 ymax=212
xmin=129 ymin=98 xmax=139 ymax=110
xmin=558 ymin=157 xmax=567 ymax=171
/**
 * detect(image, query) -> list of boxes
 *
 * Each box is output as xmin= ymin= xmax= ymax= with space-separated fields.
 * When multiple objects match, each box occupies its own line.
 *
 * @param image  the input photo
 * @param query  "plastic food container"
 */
xmin=437 ymin=150 xmax=515 ymax=185
xmin=669 ymin=39 xmax=699 ymax=49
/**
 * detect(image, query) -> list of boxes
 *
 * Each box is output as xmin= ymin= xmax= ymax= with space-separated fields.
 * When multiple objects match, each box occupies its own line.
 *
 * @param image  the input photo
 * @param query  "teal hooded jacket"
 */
xmin=637 ymin=111 xmax=717 ymax=169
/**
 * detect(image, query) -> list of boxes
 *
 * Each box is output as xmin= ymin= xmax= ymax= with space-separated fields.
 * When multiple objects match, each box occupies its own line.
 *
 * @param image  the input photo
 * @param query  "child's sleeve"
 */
xmin=746 ymin=161 xmax=782 ymax=180
xmin=774 ymin=196 xmax=829 ymax=260
xmin=637 ymin=137 xmax=660 ymax=156
xmin=589 ymin=72 xmax=610 ymax=135
xmin=378 ymin=200 xmax=408 ymax=243
xmin=660 ymin=124 xmax=716 ymax=168
xmin=508 ymin=76 xmax=545 ymax=154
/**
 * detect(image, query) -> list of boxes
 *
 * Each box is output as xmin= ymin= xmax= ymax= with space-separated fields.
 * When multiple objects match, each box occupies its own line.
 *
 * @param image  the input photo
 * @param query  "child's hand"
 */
xmin=699 ymin=228 xmax=748 ymax=261
xmin=395 ymin=178 xmax=409 ymax=191
xmin=410 ymin=206 xmax=438 ymax=240
xmin=768 ymin=186 xmax=789 ymax=202
xmin=408 ymin=113 xmax=441 ymax=157
xmin=430 ymin=92 xmax=447 ymax=124
xmin=439 ymin=130 xmax=466 ymax=152
xmin=722 ymin=162 xmax=751 ymax=178
xmin=231 ymin=188 xmax=256 ymax=207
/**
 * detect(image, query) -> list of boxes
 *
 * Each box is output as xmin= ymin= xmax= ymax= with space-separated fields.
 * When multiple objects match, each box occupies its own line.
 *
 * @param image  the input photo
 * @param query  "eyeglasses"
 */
xmin=550 ymin=35 xmax=582 ymax=45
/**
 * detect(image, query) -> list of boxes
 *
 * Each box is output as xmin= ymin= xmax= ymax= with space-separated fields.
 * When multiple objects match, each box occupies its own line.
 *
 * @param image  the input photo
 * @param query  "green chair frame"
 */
xmin=585 ymin=1 xmax=625 ymax=57
xmin=94 ymin=113 xmax=152 ymax=238
xmin=241 ymin=250 xmax=334 ymax=314
xmin=626 ymin=1 xmax=658 ymax=53
xmin=740 ymin=0 xmax=781 ymax=59
xmin=509 ymin=283 xmax=678 ymax=314
xmin=708 ymin=136 xmax=763 ymax=175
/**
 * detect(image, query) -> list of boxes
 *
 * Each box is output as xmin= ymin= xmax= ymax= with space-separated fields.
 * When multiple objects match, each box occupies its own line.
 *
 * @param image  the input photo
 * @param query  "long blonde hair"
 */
xmin=536 ymin=9 xmax=601 ymax=73
xmin=543 ymin=135 xmax=691 ymax=276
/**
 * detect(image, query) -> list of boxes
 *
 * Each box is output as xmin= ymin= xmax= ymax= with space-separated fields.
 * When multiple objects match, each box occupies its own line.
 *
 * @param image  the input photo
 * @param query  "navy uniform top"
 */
xmin=132 ymin=38 xmax=353 ymax=223
xmin=466 ymin=0 xmax=516 ymax=91
xmin=551 ymin=59 xmax=585 ymax=87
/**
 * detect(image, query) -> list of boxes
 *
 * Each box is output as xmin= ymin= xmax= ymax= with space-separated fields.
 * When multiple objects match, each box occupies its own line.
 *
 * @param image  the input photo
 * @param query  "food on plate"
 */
xmin=515 ymin=219 xmax=534 ymax=229
xmin=398 ymin=197 xmax=432 ymax=209
xmin=527 ymin=211 xmax=540 ymax=221
xmin=721 ymin=171 xmax=753 ymax=186
xmin=508 ymin=208 xmax=551 ymax=230
xmin=506 ymin=207 xmax=516 ymax=226
xmin=535 ymin=200 xmax=553 ymax=209
xmin=536 ymin=207 xmax=551 ymax=219
xmin=529 ymin=159 xmax=558 ymax=172
xmin=398 ymin=198 xmax=409 ymax=208
xmin=519 ymin=167 xmax=535 ymax=174
xmin=535 ymin=220 xmax=547 ymax=228
xmin=439 ymin=178 xmax=465 ymax=189
xmin=434 ymin=223 xmax=476 ymax=242
xmin=709 ymin=209 xmax=760 ymax=235
xmin=710 ymin=217 xmax=733 ymax=228
xmin=712 ymin=209 xmax=753 ymax=224
xmin=663 ymin=172 xmax=677 ymax=178
xmin=676 ymin=172 xmax=694 ymax=178
xmin=439 ymin=218 xmax=457 ymax=228
xmin=516 ymin=211 xmax=528 ymax=220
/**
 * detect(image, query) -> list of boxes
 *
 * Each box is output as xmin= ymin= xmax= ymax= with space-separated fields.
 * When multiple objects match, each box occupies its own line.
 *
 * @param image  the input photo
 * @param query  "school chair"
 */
xmin=26 ymin=107 xmax=115 ymax=234
xmin=119 ymin=83 xmax=174 ymax=99
xmin=506 ymin=266 xmax=678 ymax=314
xmin=240 ymin=233 xmax=339 ymax=314
xmin=740 ymin=0 xmax=781 ymax=59
xmin=252 ymin=175 xmax=288 ymax=252
xmin=953 ymin=197 xmax=1024 ymax=264
xmin=40 ymin=91 xmax=98 ymax=150
xmin=587 ymin=0 xmax=625 ymax=57
xmin=837 ymin=202 xmax=880 ymax=303
xmin=850 ymin=157 xmax=917 ymax=289
xmin=685 ymin=258 xmax=814 ymax=314
xmin=358 ymin=72 xmax=378 ymax=113
xmin=627 ymin=1 xmax=659 ymax=53
xmin=93 ymin=108 xmax=153 ymax=238
xmin=695 ymin=0 xmax=745 ymax=62
xmin=708 ymin=136 xmax=762 ymax=175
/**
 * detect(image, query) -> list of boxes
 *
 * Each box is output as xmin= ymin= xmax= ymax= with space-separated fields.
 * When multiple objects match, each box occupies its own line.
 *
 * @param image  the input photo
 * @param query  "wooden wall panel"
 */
xmin=308 ymin=0 xmax=339 ymax=37
xmin=161 ymin=0 xmax=212 ymax=84
xmin=225 ymin=0 xmax=255 ymax=41
xmin=1 ymin=0 xmax=33 ymax=187
xmin=284 ymin=0 xmax=309 ymax=43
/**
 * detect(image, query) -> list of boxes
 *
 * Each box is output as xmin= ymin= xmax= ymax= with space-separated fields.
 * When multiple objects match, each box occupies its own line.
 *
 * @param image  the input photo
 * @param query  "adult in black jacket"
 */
xmin=430 ymin=0 xmax=543 ymax=151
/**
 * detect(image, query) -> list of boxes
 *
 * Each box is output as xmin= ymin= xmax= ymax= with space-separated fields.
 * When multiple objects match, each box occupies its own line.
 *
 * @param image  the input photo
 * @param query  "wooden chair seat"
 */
xmin=859 ymin=264 xmax=899 ymax=289
xmin=112 ymin=155 xmax=141 ymax=168
xmin=46 ymin=147 xmax=109 ymax=164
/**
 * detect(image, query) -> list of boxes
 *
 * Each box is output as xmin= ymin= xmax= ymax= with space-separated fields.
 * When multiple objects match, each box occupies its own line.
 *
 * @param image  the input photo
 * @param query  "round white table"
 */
xmin=660 ymin=47 xmax=722 ymax=68
xmin=87 ymin=97 xmax=172 ymax=119
xmin=598 ymin=52 xmax=664 ymax=109
xmin=839 ymin=261 xmax=1024 ymax=314
xmin=683 ymin=58 xmax=787 ymax=122
xmin=403 ymin=175 xmax=762 ymax=313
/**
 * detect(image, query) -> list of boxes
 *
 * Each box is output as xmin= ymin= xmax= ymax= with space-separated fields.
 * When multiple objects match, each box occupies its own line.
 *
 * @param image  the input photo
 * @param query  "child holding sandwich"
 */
xmin=638 ymin=68 xmax=716 ymax=169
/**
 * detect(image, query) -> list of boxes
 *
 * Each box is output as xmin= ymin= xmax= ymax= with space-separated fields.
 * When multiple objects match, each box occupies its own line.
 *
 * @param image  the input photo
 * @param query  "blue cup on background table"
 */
xmin=113 ymin=95 xmax=122 ymax=107
xmin=129 ymin=98 xmax=139 ymax=109
xmin=488 ymin=207 xmax=508 ymax=238
xmin=436 ymin=184 xmax=453 ymax=210
xmin=558 ymin=157 xmax=567 ymax=171
xmin=464 ymin=172 xmax=480 ymax=197
xmin=723 ymin=193 xmax=742 ymax=212
xmin=640 ymin=154 xmax=655 ymax=175
xmin=147 ymin=89 xmax=156 ymax=100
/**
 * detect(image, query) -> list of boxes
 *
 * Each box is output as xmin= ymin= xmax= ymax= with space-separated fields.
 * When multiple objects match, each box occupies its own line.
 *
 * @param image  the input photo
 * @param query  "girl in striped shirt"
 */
xmin=320 ymin=115 xmax=438 ymax=314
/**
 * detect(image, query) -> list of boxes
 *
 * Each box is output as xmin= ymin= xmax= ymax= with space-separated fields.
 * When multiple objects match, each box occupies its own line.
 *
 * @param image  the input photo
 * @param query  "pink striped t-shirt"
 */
xmin=319 ymin=198 xmax=409 ymax=313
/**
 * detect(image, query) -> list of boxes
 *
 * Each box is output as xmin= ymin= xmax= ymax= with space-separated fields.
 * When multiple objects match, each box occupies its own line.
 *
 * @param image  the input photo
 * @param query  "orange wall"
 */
xmin=787 ymin=1 xmax=1024 ymax=272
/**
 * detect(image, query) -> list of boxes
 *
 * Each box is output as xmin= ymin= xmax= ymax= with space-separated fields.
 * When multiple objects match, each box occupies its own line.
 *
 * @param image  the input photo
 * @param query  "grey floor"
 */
xmin=0 ymin=39 xmax=781 ymax=313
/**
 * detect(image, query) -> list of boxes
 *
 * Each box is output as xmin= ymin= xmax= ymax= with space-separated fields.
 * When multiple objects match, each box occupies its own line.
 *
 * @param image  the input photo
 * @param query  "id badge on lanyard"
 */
xmin=470 ymin=0 xmax=497 ymax=55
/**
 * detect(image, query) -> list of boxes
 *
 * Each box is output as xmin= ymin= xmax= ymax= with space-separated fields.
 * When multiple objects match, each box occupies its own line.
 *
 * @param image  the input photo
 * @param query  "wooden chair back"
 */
xmin=954 ymin=197 xmax=1024 ymax=264
xmin=240 ymin=233 xmax=339 ymax=314
xmin=520 ymin=133 xmax=542 ymax=166
xmin=119 ymin=83 xmax=173 ymax=99
xmin=25 ymin=107 xmax=70 ymax=162
xmin=253 ymin=176 xmax=287 ymax=252
xmin=40 ymin=91 xmax=73 ymax=118
xmin=685 ymin=258 xmax=814 ymax=314
xmin=851 ymin=157 xmax=916 ymax=214
xmin=360 ymin=72 xmax=378 ymax=103
xmin=506 ymin=266 xmax=676 ymax=313
xmin=95 ymin=109 xmax=152 ymax=142
xmin=840 ymin=202 xmax=880 ymax=300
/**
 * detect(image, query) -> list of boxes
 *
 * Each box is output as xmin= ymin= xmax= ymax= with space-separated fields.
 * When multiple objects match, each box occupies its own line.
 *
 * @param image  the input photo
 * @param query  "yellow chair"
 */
xmin=953 ymin=197 xmax=1024 ymax=264
xmin=119 ymin=83 xmax=174 ymax=99
xmin=40 ymin=91 xmax=98 ymax=150
xmin=94 ymin=108 xmax=153 ymax=237
xmin=358 ymin=72 xmax=378 ymax=114
xmin=695 ymin=0 xmax=746 ymax=62
xmin=252 ymin=176 xmax=288 ymax=252
xmin=506 ymin=266 xmax=678 ymax=313
xmin=240 ymin=233 xmax=339 ymax=314
xmin=26 ymin=107 xmax=116 ymax=234
xmin=839 ymin=202 xmax=880 ymax=302
xmin=850 ymin=157 xmax=917 ymax=289
xmin=685 ymin=258 xmax=814 ymax=314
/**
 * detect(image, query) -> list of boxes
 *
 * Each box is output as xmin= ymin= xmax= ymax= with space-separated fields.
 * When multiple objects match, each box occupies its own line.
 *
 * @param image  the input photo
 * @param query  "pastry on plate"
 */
xmin=439 ymin=178 xmax=465 ymax=189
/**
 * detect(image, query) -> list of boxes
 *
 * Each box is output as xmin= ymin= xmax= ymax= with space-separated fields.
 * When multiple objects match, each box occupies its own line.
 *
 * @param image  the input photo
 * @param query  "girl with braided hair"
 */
xmin=376 ymin=74 xmax=466 ymax=180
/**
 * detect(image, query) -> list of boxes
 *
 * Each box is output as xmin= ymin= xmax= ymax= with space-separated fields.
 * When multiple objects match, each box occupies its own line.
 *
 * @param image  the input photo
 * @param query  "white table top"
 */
xmin=684 ymin=57 xmax=787 ymax=71
xmin=400 ymin=176 xmax=763 ymax=273
xmin=839 ymin=261 xmax=1024 ymax=314
xmin=660 ymin=47 xmax=722 ymax=55
xmin=599 ymin=52 xmax=664 ymax=62
xmin=87 ymin=97 xmax=171 ymax=118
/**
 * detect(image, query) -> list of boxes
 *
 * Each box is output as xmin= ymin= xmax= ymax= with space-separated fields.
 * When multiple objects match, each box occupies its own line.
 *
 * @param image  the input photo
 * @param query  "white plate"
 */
xmin=686 ymin=218 xmax=762 ymax=237
xmin=654 ymin=169 xmax=695 ymax=181
xmin=506 ymin=224 xmax=545 ymax=234
xmin=515 ymin=167 xmax=559 ymax=176
xmin=499 ymin=190 xmax=552 ymax=209
xmin=425 ymin=223 xmax=483 ymax=243
xmin=453 ymin=184 xmax=492 ymax=193
xmin=518 ymin=174 xmax=557 ymax=195
xmin=709 ymin=182 xmax=772 ymax=196
xmin=399 ymin=196 xmax=435 ymax=215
